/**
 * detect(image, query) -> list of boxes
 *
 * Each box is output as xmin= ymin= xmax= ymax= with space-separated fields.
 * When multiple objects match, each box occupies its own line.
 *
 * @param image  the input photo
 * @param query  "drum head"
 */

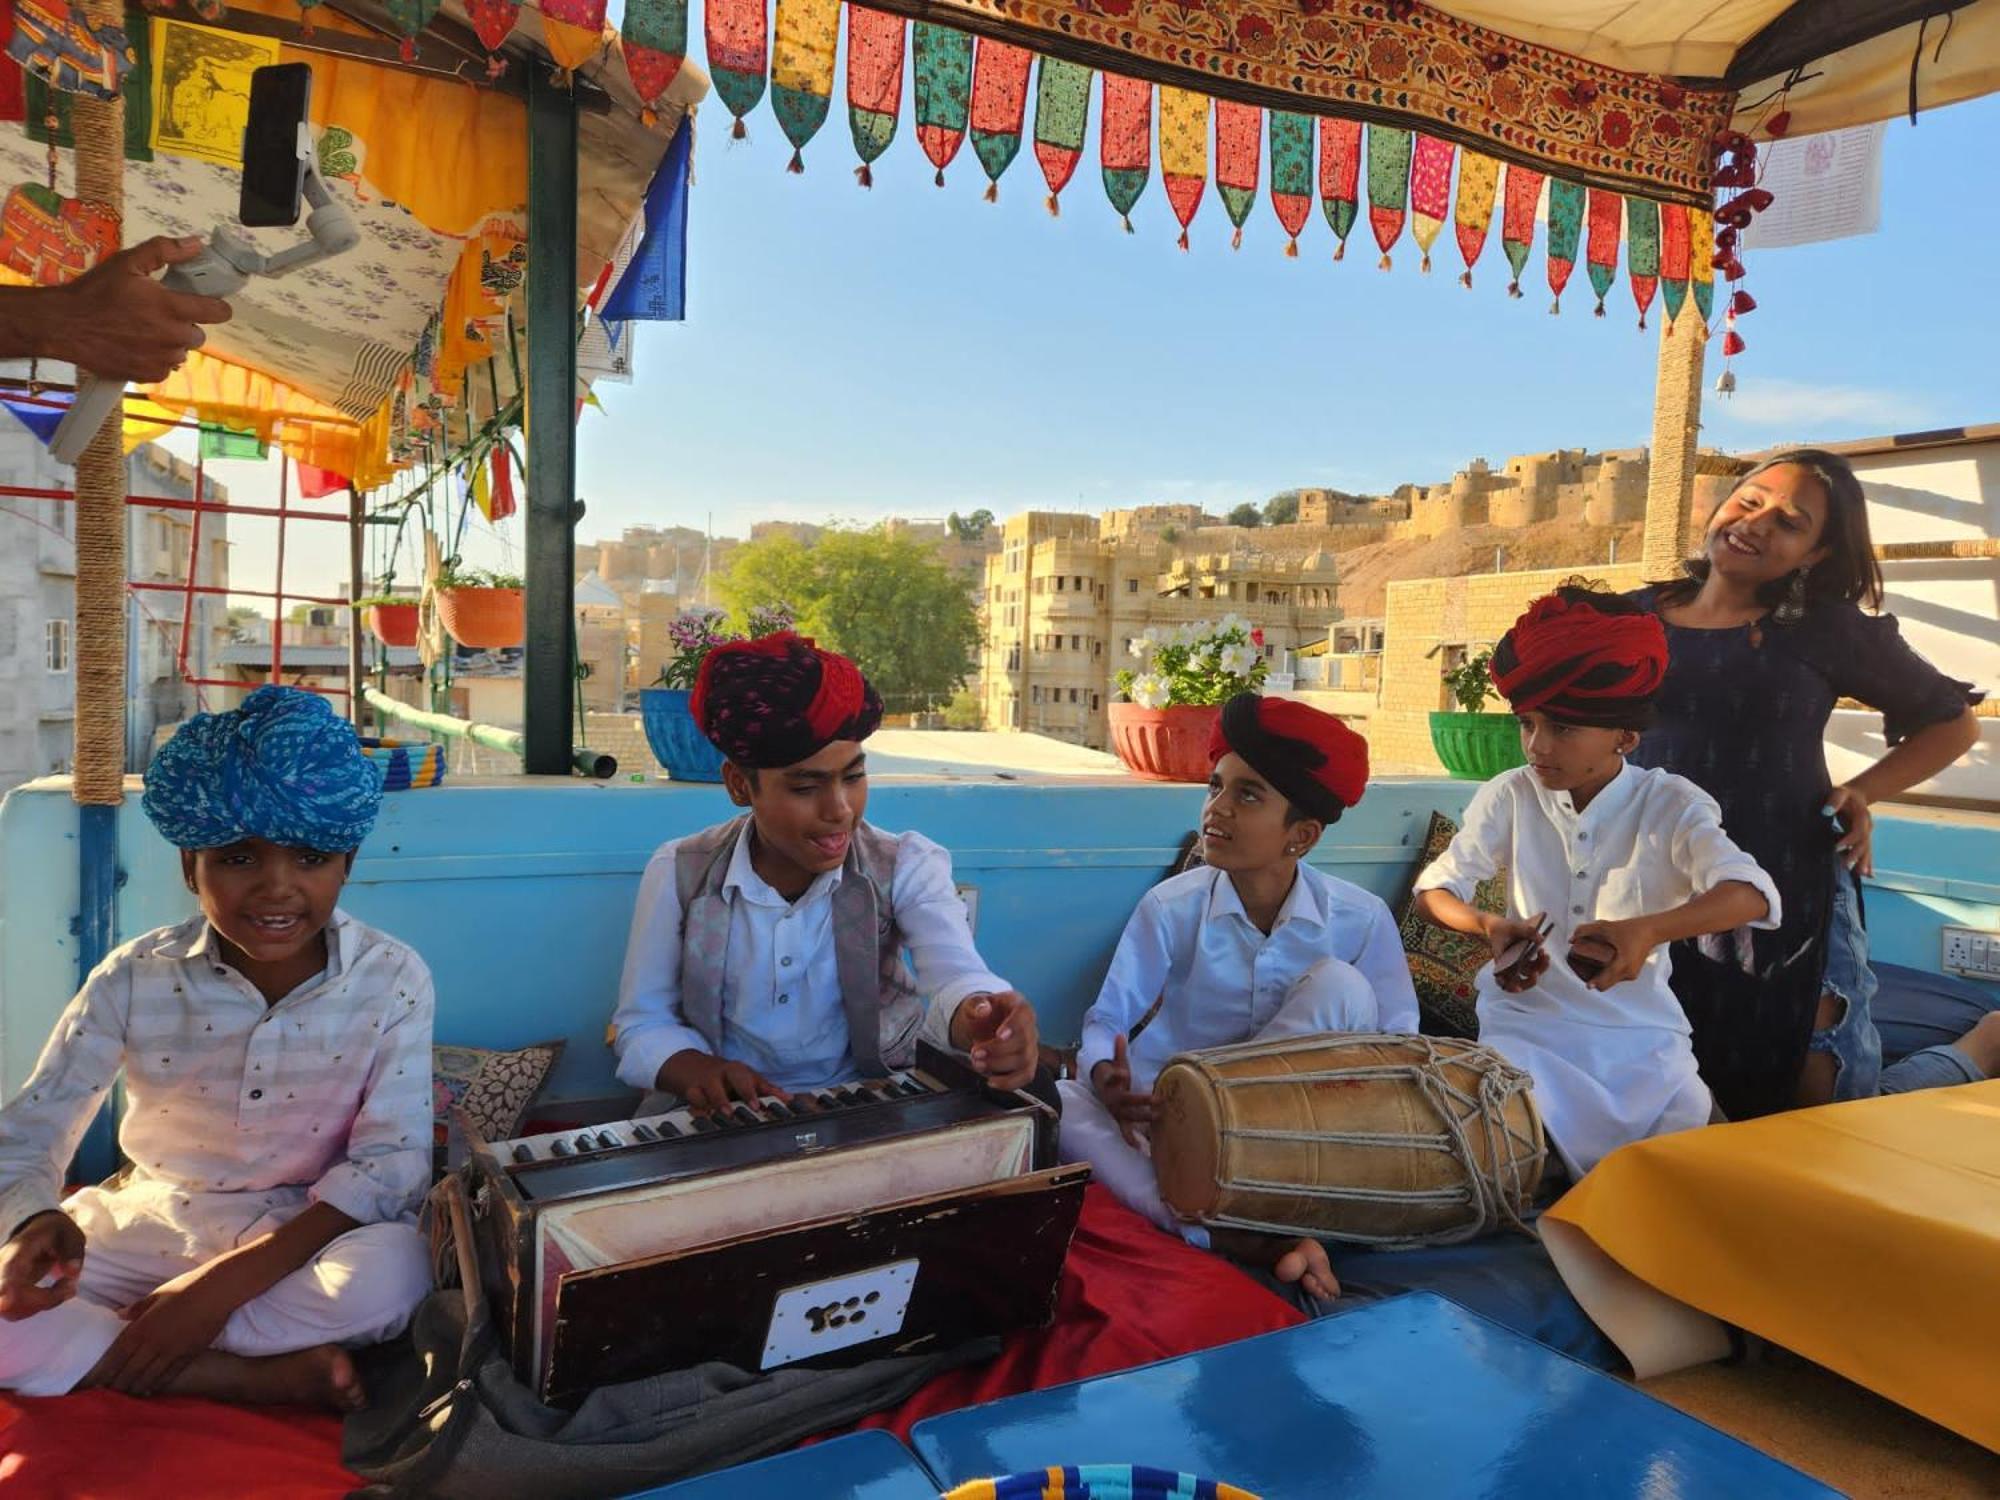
xmin=1151 ymin=1060 xmax=1223 ymax=1221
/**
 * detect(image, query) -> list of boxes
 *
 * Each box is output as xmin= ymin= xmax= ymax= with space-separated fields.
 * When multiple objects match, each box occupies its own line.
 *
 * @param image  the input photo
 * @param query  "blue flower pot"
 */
xmin=641 ymin=687 xmax=725 ymax=782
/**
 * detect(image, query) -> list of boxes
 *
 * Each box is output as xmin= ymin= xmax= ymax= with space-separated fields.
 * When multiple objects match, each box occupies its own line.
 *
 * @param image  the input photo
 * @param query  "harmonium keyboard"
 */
xmin=465 ymin=1043 xmax=1088 ymax=1403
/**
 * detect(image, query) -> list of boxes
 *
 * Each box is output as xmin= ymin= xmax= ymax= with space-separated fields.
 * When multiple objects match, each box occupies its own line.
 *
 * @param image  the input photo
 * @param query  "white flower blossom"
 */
xmin=1219 ymin=612 xmax=1248 ymax=637
xmin=1174 ymin=622 xmax=1201 ymax=647
xmin=1219 ymin=642 xmax=1258 ymax=676
xmin=1130 ymin=673 xmax=1170 ymax=709
xmin=1129 ymin=634 xmax=1157 ymax=661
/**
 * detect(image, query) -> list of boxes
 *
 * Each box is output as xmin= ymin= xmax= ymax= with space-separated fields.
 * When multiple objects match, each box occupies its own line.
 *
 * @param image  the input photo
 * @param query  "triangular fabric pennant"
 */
xmin=296 ymin=463 xmax=350 ymax=499
xmin=1660 ymin=201 xmax=1691 ymax=326
xmin=845 ymin=6 xmax=904 ymax=186
xmin=1158 ymin=86 xmax=1208 ymax=251
xmin=913 ymin=22 xmax=972 ymax=185
xmin=1585 ymin=187 xmax=1623 ymax=317
xmin=1500 ymin=163 xmax=1544 ymax=298
xmin=1625 ymin=195 xmax=1660 ymax=329
xmin=1318 ymin=116 xmax=1360 ymax=259
xmin=486 ymin=445 xmax=517 ymax=522
xmin=540 ymin=0 xmax=608 ymax=74
xmin=467 ymin=0 xmax=522 ymax=66
xmin=1546 ymin=178 xmax=1584 ymax=313
xmin=1365 ymin=125 xmax=1411 ymax=270
xmin=601 ymin=118 xmax=690 ymax=322
xmin=200 ymin=424 xmax=268 ymax=461
xmin=706 ymin=0 xmax=768 ymax=136
xmin=771 ymin=0 xmax=841 ymax=172
xmin=969 ymin=37 xmax=1033 ymax=201
xmin=622 ymin=0 xmax=688 ymax=114
xmin=1100 ymin=72 xmax=1150 ymax=231
xmin=1032 ymin=56 xmax=1091 ymax=215
xmin=1452 ymin=150 xmax=1499 ymax=288
xmin=1214 ymin=100 xmax=1259 ymax=250
xmin=1267 ymin=110 xmax=1311 ymax=257
xmin=1689 ymin=207 xmax=1716 ymax=324
xmin=1408 ymin=134 xmax=1453 ymax=273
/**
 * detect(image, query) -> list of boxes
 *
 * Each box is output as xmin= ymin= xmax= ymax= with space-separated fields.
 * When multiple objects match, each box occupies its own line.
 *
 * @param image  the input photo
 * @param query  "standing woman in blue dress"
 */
xmin=1626 ymin=450 xmax=1995 ymax=1120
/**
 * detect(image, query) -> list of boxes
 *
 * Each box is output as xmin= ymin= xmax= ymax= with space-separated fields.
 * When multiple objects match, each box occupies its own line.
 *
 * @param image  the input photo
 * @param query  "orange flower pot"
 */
xmin=435 ymin=587 xmax=524 ymax=649
xmin=366 ymin=603 xmax=420 ymax=648
xmin=1108 ymin=702 xmax=1221 ymax=783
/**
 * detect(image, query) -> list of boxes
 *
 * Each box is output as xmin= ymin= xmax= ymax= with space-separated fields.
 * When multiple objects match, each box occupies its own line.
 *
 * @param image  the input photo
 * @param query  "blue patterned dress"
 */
xmin=1625 ymin=587 xmax=1978 ymax=1119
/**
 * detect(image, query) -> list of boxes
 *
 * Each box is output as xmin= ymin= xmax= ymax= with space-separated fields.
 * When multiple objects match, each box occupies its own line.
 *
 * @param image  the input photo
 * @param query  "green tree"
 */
xmin=720 ymin=527 xmax=980 ymax=713
xmin=941 ymin=690 xmax=984 ymax=730
xmin=1227 ymin=502 xmax=1263 ymax=528
xmin=947 ymin=508 xmax=995 ymax=542
xmin=1262 ymin=492 xmax=1300 ymax=525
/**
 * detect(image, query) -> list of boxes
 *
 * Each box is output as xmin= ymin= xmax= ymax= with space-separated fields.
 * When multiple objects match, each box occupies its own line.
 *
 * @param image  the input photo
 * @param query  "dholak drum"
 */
xmin=1151 ymin=1033 xmax=1545 ymax=1246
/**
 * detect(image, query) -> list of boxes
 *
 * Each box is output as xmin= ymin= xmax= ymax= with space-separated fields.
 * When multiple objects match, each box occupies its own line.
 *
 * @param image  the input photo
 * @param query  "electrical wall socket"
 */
xmin=1941 ymin=926 xmax=2000 ymax=980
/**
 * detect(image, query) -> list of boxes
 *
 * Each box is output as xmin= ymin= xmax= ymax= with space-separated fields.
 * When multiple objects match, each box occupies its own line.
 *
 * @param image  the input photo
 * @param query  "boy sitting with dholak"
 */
xmin=1414 ymin=587 xmax=1779 ymax=1183
xmin=1062 ymin=695 xmax=1420 ymax=1298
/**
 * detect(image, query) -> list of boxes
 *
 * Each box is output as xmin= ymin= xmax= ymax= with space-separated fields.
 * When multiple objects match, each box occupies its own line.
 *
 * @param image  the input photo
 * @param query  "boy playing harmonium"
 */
xmin=1062 ymin=694 xmax=1420 ymax=1297
xmin=1413 ymin=587 xmax=1780 ymax=1179
xmin=0 ymin=687 xmax=433 ymax=1409
xmin=612 ymin=633 xmax=1040 ymax=1111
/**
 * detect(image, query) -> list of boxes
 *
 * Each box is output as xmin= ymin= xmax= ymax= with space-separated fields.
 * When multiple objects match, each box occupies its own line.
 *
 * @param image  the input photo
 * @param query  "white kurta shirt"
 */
xmin=0 ymin=911 xmax=434 ymax=1264
xmin=613 ymin=826 xmax=1010 ymax=1094
xmin=1415 ymin=762 xmax=1780 ymax=1176
xmin=1077 ymin=863 xmax=1420 ymax=1094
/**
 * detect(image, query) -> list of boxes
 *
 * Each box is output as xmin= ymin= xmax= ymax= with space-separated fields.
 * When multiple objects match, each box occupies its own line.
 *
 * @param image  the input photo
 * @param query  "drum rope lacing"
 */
xmin=1197 ymin=1034 xmax=1544 ymax=1247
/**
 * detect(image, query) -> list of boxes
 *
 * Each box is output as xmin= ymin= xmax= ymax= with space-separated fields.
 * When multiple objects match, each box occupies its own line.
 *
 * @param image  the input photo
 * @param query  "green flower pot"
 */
xmin=1428 ymin=711 xmax=1526 ymax=781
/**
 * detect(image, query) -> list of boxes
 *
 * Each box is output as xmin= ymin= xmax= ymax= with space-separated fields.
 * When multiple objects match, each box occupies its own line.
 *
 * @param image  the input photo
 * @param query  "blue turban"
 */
xmin=142 ymin=686 xmax=385 ymax=852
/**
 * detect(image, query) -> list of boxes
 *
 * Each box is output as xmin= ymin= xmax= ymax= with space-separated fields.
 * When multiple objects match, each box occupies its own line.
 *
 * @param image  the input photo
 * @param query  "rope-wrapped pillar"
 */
xmin=1641 ymin=311 xmax=1707 ymax=580
xmin=69 ymin=0 xmax=129 ymax=1181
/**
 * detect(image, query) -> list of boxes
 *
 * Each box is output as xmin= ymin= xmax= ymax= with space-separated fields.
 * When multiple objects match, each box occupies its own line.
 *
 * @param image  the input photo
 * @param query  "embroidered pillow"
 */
xmin=433 ymin=1040 xmax=564 ymax=1173
xmin=1396 ymin=811 xmax=1506 ymax=1040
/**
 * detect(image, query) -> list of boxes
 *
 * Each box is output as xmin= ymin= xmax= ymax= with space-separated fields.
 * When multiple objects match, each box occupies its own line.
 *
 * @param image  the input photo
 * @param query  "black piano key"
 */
xmin=595 ymin=1131 xmax=620 ymax=1150
xmin=630 ymin=1122 xmax=658 ymax=1142
xmin=816 ymin=1092 xmax=842 ymax=1110
xmin=730 ymin=1104 xmax=759 ymax=1127
xmin=511 ymin=1143 xmax=535 ymax=1163
xmin=841 ymin=1086 xmax=873 ymax=1106
xmin=899 ymin=1077 xmax=929 ymax=1097
xmin=574 ymin=1134 xmax=598 ymax=1152
xmin=655 ymin=1119 xmax=683 ymax=1138
xmin=689 ymin=1114 xmax=716 ymax=1133
xmin=549 ymin=1138 xmax=573 ymax=1156
xmin=763 ymin=1098 xmax=791 ymax=1119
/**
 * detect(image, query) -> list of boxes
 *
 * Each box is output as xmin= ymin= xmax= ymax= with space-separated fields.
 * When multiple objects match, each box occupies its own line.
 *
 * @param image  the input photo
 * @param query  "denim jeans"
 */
xmin=1812 ymin=871 xmax=1988 ymax=1097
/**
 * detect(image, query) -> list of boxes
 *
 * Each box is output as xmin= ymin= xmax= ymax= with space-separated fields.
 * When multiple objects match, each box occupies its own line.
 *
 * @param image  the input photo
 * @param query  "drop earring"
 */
xmin=1774 ymin=564 xmax=1811 ymax=625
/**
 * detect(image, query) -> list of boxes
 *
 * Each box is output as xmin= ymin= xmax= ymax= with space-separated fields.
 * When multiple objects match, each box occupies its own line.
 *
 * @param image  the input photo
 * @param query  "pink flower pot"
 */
xmin=1108 ymin=702 xmax=1222 ymax=783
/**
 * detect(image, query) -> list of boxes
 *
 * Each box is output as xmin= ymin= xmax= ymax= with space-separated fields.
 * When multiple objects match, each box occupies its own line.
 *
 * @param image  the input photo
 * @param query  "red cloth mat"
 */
xmin=0 ymin=1187 xmax=1301 ymax=1496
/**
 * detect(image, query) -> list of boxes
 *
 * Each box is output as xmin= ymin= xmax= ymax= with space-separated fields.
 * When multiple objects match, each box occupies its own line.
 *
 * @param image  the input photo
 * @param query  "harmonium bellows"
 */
xmin=465 ymin=1042 xmax=1088 ymax=1404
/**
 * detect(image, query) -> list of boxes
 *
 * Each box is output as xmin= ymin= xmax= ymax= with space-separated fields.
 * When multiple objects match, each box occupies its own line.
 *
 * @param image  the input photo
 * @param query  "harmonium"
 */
xmin=464 ymin=1043 xmax=1089 ymax=1403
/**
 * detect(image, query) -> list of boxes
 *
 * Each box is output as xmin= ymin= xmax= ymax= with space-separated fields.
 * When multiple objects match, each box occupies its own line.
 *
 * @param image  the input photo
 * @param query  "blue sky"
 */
xmin=212 ymin=86 xmax=2000 ymax=599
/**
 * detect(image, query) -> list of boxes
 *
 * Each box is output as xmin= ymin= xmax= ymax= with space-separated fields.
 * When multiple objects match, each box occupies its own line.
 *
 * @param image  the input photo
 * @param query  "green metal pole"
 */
xmin=524 ymin=68 xmax=580 ymax=774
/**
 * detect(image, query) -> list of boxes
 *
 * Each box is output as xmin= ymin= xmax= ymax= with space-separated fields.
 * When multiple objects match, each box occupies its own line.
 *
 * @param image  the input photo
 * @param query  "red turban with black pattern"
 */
xmin=691 ymin=633 xmax=884 ymax=768
xmin=1491 ymin=587 xmax=1668 ymax=728
xmin=1207 ymin=692 xmax=1368 ymax=822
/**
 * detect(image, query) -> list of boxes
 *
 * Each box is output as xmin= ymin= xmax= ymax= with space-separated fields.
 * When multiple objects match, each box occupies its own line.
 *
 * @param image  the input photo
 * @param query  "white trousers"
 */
xmin=0 ymin=1217 xmax=431 ymax=1396
xmin=1058 ymin=957 xmax=1383 ymax=1243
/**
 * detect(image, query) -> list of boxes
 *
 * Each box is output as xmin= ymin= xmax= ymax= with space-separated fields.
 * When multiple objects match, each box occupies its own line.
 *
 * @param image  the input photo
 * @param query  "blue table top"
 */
xmin=612 ymin=1429 xmax=940 ymax=1500
xmin=911 ymin=1293 xmax=1839 ymax=1499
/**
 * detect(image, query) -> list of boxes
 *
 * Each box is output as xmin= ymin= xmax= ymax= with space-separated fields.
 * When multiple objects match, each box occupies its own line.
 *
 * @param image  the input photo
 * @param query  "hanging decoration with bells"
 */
xmin=1709 ymin=108 xmax=1786 ymax=395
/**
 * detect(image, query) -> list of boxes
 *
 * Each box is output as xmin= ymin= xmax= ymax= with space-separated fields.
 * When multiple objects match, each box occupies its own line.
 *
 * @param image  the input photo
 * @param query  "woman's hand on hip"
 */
xmin=1825 ymin=785 xmax=1873 ymax=877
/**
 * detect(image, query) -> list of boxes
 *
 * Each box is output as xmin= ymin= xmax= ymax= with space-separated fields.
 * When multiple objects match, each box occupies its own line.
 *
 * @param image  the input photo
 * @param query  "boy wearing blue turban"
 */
xmin=0 ymin=687 xmax=433 ymax=1410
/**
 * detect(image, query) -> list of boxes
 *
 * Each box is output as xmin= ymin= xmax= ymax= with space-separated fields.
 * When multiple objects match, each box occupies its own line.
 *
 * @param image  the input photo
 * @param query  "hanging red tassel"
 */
xmin=1722 ymin=330 xmax=1746 ymax=356
xmin=935 ymin=168 xmax=946 ymax=187
xmin=1507 ymin=278 xmax=1521 ymax=298
xmin=1122 ymin=215 xmax=1134 ymax=234
xmin=984 ymin=182 xmax=998 ymax=203
xmin=1729 ymin=290 xmax=1757 ymax=316
xmin=1378 ymin=252 xmax=1392 ymax=271
xmin=1593 ymin=296 xmax=1605 ymax=317
xmin=1420 ymin=252 xmax=1432 ymax=273
xmin=641 ymin=106 xmax=658 ymax=128
xmin=1231 ymin=227 xmax=1242 ymax=251
xmin=855 ymin=163 xmax=873 ymax=188
xmin=1284 ymin=237 xmax=1298 ymax=258
xmin=1177 ymin=229 xmax=1190 ymax=251
xmin=399 ymin=36 xmax=417 ymax=62
xmin=1765 ymin=109 xmax=1792 ymax=137
xmin=732 ymin=118 xmax=747 ymax=140
xmin=1458 ymin=270 xmax=1471 ymax=288
xmin=1550 ymin=297 xmax=1561 ymax=315
xmin=1046 ymin=194 xmax=1060 ymax=217
xmin=1333 ymin=242 xmax=1345 ymax=262
xmin=787 ymin=149 xmax=804 ymax=174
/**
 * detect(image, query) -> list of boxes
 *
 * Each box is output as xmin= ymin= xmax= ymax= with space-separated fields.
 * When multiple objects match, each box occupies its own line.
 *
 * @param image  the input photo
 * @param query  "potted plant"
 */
xmin=432 ymin=564 xmax=524 ymax=650
xmin=1108 ymin=615 xmax=1269 ymax=782
xmin=640 ymin=602 xmax=795 ymax=782
xmin=1428 ymin=648 xmax=1526 ymax=781
xmin=354 ymin=592 xmax=420 ymax=648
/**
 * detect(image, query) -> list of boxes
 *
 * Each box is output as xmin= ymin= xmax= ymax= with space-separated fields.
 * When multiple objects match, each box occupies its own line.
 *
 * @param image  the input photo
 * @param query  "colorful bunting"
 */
xmin=1625 ymin=195 xmax=1659 ymax=329
xmin=1546 ymin=178 xmax=1583 ymax=313
xmin=706 ymin=0 xmax=768 ymax=137
xmin=1100 ymin=73 xmax=1150 ymax=232
xmin=1408 ymin=134 xmax=1453 ymax=273
xmin=1585 ymin=187 xmax=1622 ymax=317
xmin=1689 ymin=206 xmax=1715 ymax=324
xmin=600 ymin=118 xmax=691 ymax=323
xmin=466 ymin=0 xmax=521 ymax=75
xmin=1214 ymin=100 xmax=1259 ymax=250
xmin=1159 ymin=87 xmax=1208 ymax=251
xmin=200 ymin=424 xmax=268 ymax=462
xmin=1032 ymin=56 xmax=1091 ymax=216
xmin=537 ymin=0 xmax=605 ymax=75
xmin=1452 ymin=151 xmax=1498 ymax=288
xmin=771 ymin=0 xmax=841 ymax=173
xmin=970 ymin=38 xmax=1033 ymax=201
xmin=1500 ymin=164 xmax=1544 ymax=298
xmin=845 ymin=7 xmax=904 ymax=187
xmin=1659 ymin=201 xmax=1690 ymax=326
xmin=622 ymin=0 xmax=688 ymax=118
xmin=384 ymin=0 xmax=444 ymax=63
xmin=476 ymin=445 xmax=517 ymax=523
xmin=1268 ymin=111 xmax=1311 ymax=258
xmin=1318 ymin=117 xmax=1360 ymax=260
xmin=1365 ymin=125 xmax=1411 ymax=270
xmin=914 ymin=22 xmax=973 ymax=186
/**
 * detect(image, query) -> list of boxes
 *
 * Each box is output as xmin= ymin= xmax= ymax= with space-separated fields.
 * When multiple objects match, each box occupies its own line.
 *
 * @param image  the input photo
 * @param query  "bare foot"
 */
xmin=1273 ymin=1237 xmax=1340 ymax=1302
xmin=165 ymin=1343 xmax=366 ymax=1411
xmin=1951 ymin=1012 xmax=2000 ymax=1078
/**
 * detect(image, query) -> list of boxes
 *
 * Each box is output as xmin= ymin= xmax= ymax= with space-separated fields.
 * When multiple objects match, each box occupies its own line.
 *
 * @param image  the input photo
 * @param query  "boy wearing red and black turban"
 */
xmin=611 ymin=633 xmax=1040 ymax=1114
xmin=1413 ymin=587 xmax=1778 ymax=1185
xmin=1066 ymin=691 xmax=1420 ymax=1305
